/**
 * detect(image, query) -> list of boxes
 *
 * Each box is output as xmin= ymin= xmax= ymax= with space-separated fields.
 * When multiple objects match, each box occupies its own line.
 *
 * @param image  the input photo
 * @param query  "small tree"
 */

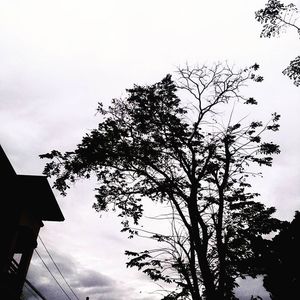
xmin=255 ymin=0 xmax=300 ymax=86
xmin=41 ymin=63 xmax=283 ymax=300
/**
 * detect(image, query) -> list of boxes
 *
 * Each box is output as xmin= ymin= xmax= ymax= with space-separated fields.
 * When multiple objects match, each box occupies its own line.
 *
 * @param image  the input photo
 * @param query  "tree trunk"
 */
xmin=187 ymin=194 xmax=217 ymax=300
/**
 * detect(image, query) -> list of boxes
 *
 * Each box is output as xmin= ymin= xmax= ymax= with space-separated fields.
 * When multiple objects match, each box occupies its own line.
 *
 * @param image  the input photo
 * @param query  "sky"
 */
xmin=0 ymin=0 xmax=299 ymax=299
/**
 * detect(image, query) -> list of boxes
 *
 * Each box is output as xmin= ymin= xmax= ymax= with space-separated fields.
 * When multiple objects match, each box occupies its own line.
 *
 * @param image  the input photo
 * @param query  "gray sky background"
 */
xmin=1 ymin=0 xmax=299 ymax=299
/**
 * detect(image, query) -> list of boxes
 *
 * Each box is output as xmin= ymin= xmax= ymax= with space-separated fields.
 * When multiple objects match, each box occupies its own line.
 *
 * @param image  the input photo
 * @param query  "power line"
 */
xmin=38 ymin=236 xmax=81 ymax=300
xmin=23 ymin=279 xmax=47 ymax=300
xmin=23 ymin=283 xmax=40 ymax=300
xmin=34 ymin=249 xmax=73 ymax=300
xmin=11 ymin=259 xmax=47 ymax=300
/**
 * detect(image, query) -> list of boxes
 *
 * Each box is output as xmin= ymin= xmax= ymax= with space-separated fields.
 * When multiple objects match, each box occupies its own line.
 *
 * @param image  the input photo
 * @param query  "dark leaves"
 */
xmin=259 ymin=142 xmax=280 ymax=155
xmin=244 ymin=97 xmax=258 ymax=105
xmin=255 ymin=1 xmax=299 ymax=86
xmin=255 ymin=0 xmax=298 ymax=38
xmin=283 ymin=56 xmax=300 ymax=86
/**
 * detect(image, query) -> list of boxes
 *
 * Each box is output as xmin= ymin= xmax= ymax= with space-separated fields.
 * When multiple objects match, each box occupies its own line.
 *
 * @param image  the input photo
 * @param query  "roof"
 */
xmin=0 ymin=145 xmax=64 ymax=222
xmin=0 ymin=145 xmax=17 ymax=177
xmin=16 ymin=175 xmax=64 ymax=221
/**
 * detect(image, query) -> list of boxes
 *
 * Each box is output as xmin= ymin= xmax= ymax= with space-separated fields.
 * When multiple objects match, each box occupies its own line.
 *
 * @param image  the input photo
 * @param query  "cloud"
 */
xmin=74 ymin=270 xmax=114 ymax=288
xmin=25 ymin=248 xmax=153 ymax=300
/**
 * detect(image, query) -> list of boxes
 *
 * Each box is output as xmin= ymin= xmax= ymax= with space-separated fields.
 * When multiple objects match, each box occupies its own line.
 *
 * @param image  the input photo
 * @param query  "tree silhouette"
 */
xmin=255 ymin=0 xmax=300 ymax=86
xmin=41 ymin=63 xmax=283 ymax=300
xmin=254 ymin=211 xmax=300 ymax=299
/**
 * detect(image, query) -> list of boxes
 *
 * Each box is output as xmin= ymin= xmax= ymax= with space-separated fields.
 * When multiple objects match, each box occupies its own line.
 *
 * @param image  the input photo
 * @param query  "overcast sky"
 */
xmin=1 ymin=0 xmax=299 ymax=299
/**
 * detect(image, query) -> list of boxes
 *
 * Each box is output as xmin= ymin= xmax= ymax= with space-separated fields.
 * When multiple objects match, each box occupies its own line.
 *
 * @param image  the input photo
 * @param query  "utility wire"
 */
xmin=35 ymin=249 xmax=72 ymax=300
xmin=11 ymin=259 xmax=47 ymax=300
xmin=24 ymin=278 xmax=48 ymax=300
xmin=38 ymin=236 xmax=81 ymax=300
xmin=23 ymin=282 xmax=41 ymax=300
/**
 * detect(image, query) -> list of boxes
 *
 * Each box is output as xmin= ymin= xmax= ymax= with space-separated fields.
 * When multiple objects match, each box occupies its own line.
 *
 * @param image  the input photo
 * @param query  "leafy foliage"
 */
xmin=41 ymin=63 xmax=283 ymax=300
xmin=255 ymin=0 xmax=299 ymax=37
xmin=255 ymin=0 xmax=300 ymax=86
xmin=254 ymin=211 xmax=300 ymax=299
xmin=283 ymin=55 xmax=300 ymax=86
